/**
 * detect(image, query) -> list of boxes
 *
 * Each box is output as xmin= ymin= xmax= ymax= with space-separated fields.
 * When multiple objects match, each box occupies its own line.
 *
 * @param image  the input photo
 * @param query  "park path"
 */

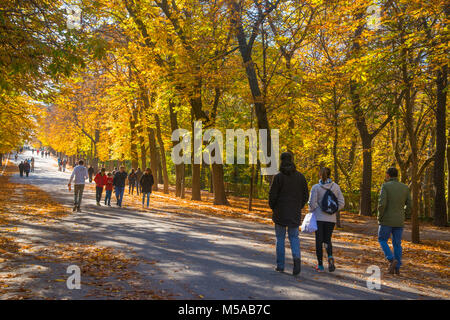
xmin=5 ymin=151 xmax=440 ymax=299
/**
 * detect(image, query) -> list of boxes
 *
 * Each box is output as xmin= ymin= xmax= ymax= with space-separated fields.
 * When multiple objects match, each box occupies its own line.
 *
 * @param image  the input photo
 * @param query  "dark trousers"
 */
xmin=96 ymin=186 xmax=103 ymax=203
xmin=19 ymin=170 xmax=23 ymax=177
xmin=25 ymin=171 xmax=29 ymax=177
xmin=315 ymin=221 xmax=335 ymax=265
xmin=74 ymin=184 xmax=85 ymax=208
xmin=129 ymin=182 xmax=135 ymax=195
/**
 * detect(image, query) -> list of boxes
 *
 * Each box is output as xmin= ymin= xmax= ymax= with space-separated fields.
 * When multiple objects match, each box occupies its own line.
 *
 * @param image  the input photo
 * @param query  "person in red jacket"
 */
xmin=94 ymin=168 xmax=108 ymax=206
xmin=104 ymin=172 xmax=114 ymax=207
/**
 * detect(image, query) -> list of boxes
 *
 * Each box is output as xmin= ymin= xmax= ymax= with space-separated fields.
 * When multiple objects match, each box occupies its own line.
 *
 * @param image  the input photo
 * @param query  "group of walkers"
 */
xmin=36 ymin=149 xmax=50 ymax=158
xmin=68 ymin=160 xmax=155 ymax=212
xmin=57 ymin=157 xmax=68 ymax=172
xmin=18 ymin=157 xmax=34 ymax=177
xmin=31 ymin=149 xmax=50 ymax=158
xmin=61 ymin=149 xmax=410 ymax=278
xmin=65 ymin=152 xmax=409 ymax=278
xmin=269 ymin=152 xmax=410 ymax=277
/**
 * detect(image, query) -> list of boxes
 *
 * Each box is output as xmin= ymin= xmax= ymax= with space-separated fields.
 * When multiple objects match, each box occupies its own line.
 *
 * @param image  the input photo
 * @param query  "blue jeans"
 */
xmin=104 ymin=190 xmax=112 ymax=206
xmin=142 ymin=192 xmax=151 ymax=207
xmin=115 ymin=186 xmax=125 ymax=206
xmin=275 ymin=224 xmax=300 ymax=270
xmin=378 ymin=225 xmax=403 ymax=268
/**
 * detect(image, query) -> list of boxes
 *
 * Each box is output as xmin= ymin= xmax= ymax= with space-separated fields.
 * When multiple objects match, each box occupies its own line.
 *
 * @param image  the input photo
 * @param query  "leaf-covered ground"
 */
xmin=115 ymin=184 xmax=450 ymax=297
xmin=1 ymin=154 xmax=449 ymax=299
xmin=0 ymin=162 xmax=170 ymax=299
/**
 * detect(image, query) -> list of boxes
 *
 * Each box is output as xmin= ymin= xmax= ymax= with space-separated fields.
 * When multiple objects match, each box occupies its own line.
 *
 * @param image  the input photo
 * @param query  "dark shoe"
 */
xmin=73 ymin=205 xmax=77 ymax=212
xmin=394 ymin=268 xmax=400 ymax=275
xmin=293 ymin=258 xmax=301 ymax=276
xmin=77 ymin=207 xmax=81 ymax=212
xmin=388 ymin=259 xmax=398 ymax=274
xmin=328 ymin=257 xmax=336 ymax=272
xmin=96 ymin=201 xmax=100 ymax=206
xmin=275 ymin=267 xmax=284 ymax=273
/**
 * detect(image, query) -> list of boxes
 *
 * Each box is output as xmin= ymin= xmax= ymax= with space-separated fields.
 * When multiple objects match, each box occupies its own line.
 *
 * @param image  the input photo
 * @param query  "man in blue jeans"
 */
xmin=377 ymin=167 xmax=411 ymax=275
xmin=269 ymin=152 xmax=309 ymax=276
xmin=113 ymin=166 xmax=127 ymax=207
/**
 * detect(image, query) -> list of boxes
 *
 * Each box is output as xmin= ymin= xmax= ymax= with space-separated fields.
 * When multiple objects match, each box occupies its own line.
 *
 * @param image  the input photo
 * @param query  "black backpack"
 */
xmin=320 ymin=184 xmax=339 ymax=214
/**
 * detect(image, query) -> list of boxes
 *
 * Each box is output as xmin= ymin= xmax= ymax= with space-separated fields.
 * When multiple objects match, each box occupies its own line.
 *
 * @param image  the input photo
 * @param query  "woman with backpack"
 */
xmin=308 ymin=167 xmax=345 ymax=272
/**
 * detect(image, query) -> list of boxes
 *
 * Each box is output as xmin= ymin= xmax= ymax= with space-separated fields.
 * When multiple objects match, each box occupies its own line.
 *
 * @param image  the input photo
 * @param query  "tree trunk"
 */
xmin=333 ymin=95 xmax=341 ymax=227
xmin=154 ymin=114 xmax=169 ymax=194
xmin=169 ymin=101 xmax=184 ymax=197
xmin=423 ymin=166 xmax=433 ymax=218
xmin=404 ymin=72 xmax=420 ymax=243
xmin=147 ymin=127 xmax=159 ymax=192
xmin=180 ymin=165 xmax=185 ymax=199
xmin=433 ymin=64 xmax=448 ymax=226
xmin=350 ymin=21 xmax=372 ymax=216
xmin=190 ymin=109 xmax=201 ymax=201
xmin=130 ymin=111 xmax=139 ymax=170
xmin=359 ymin=133 xmax=373 ymax=216
xmin=138 ymin=126 xmax=147 ymax=170
xmin=410 ymin=157 xmax=420 ymax=243
xmin=209 ymin=87 xmax=229 ymax=205
xmin=230 ymin=2 xmax=272 ymax=178
xmin=248 ymin=164 xmax=255 ymax=211
xmin=93 ymin=130 xmax=100 ymax=171
xmin=212 ymin=163 xmax=229 ymax=205
xmin=200 ymin=162 xmax=206 ymax=190
xmin=157 ymin=151 xmax=163 ymax=184
xmin=447 ymin=128 xmax=450 ymax=221
xmin=209 ymin=165 xmax=214 ymax=193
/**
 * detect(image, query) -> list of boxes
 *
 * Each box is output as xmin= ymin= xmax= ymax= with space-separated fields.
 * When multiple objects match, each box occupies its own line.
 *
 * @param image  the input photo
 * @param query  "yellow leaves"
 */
xmin=0 ymin=94 xmax=37 ymax=154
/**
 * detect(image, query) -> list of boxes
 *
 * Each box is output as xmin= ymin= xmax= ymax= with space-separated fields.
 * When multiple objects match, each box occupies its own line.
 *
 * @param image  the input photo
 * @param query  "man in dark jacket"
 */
xmin=18 ymin=161 xmax=24 ymax=177
xmin=269 ymin=152 xmax=309 ymax=275
xmin=140 ymin=168 xmax=154 ymax=208
xmin=377 ymin=167 xmax=411 ymax=275
xmin=88 ymin=165 xmax=95 ymax=183
xmin=113 ymin=166 xmax=127 ymax=207
xmin=23 ymin=161 xmax=31 ymax=177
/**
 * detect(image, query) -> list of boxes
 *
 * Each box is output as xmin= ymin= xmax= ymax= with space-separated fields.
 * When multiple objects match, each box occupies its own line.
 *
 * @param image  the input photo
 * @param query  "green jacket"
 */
xmin=377 ymin=178 xmax=411 ymax=227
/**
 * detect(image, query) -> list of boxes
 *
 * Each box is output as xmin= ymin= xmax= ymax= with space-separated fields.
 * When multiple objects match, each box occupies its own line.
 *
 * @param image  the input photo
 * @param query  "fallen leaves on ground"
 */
xmin=106 ymin=183 xmax=449 ymax=298
xmin=0 ymin=163 xmax=167 ymax=299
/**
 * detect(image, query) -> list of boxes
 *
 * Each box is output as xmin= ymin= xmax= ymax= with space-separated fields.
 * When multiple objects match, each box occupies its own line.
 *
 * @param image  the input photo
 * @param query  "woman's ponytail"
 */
xmin=320 ymin=167 xmax=331 ymax=183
